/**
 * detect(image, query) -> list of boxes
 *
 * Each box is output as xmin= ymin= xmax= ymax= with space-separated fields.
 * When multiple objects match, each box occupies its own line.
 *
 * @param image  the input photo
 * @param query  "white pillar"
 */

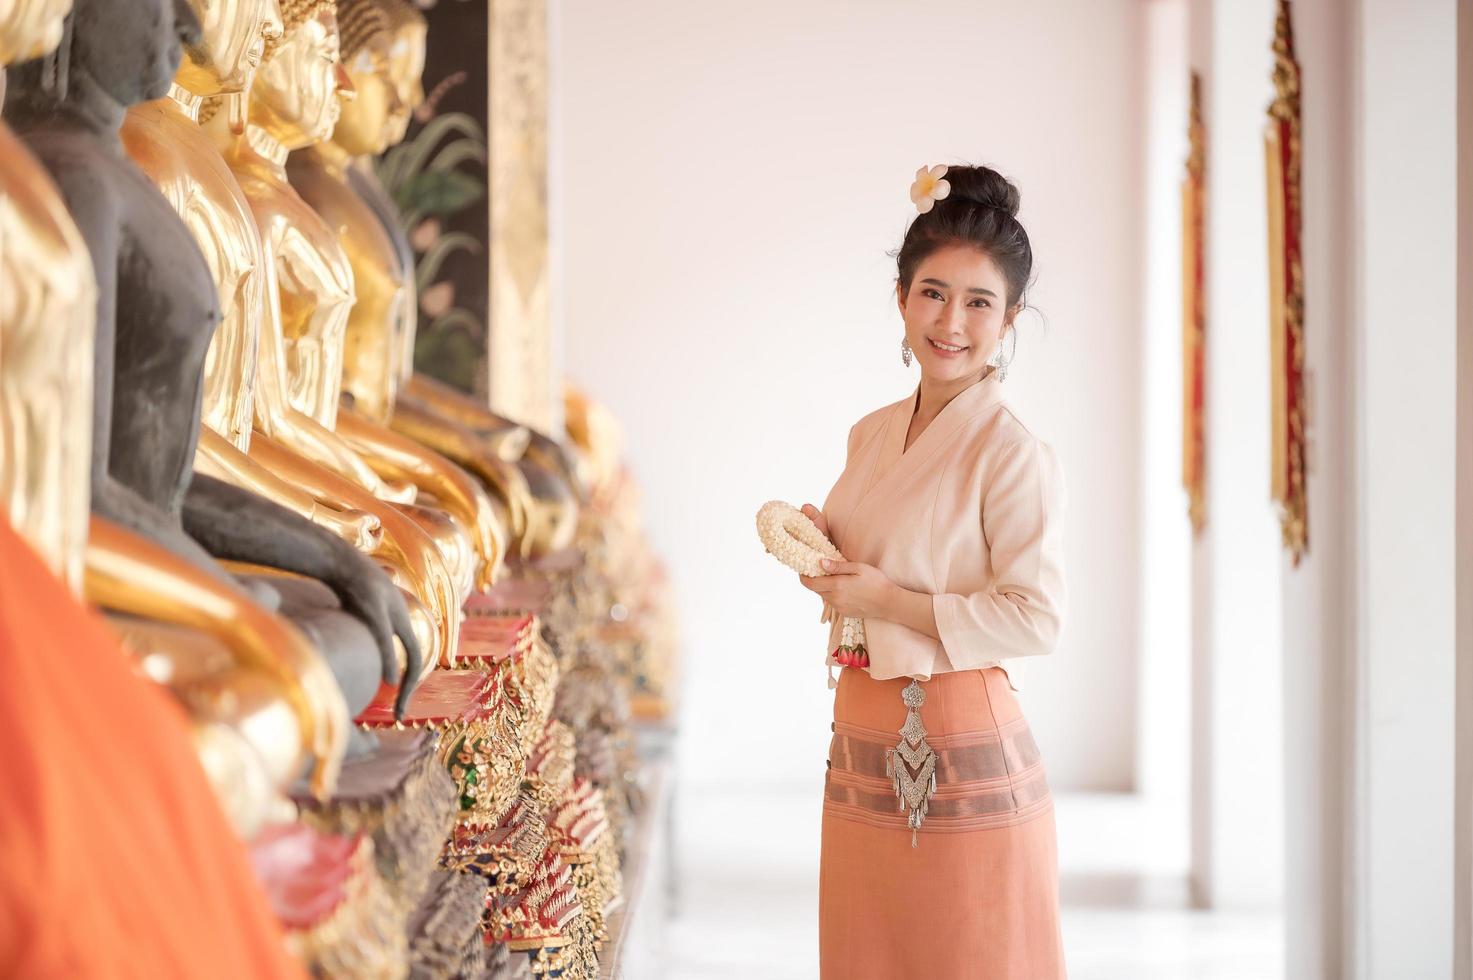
xmin=1278 ymin=1 xmax=1355 ymax=976
xmin=1353 ymin=0 xmax=1459 ymax=975
xmin=1455 ymin=3 xmax=1473 ymax=977
xmin=1136 ymin=0 xmax=1192 ymax=823
xmin=1186 ymin=0 xmax=1286 ymax=913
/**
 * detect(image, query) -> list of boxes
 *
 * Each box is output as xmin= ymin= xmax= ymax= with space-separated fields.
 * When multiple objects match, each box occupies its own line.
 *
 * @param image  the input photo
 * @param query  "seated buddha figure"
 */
xmin=201 ymin=0 xmax=467 ymax=662
xmin=344 ymin=0 xmax=426 ymax=403
xmin=2 ymin=0 xmax=423 ymax=733
xmin=286 ymin=0 xmax=507 ymax=592
xmin=114 ymin=0 xmax=450 ymax=683
xmin=318 ymin=0 xmax=536 ymax=558
xmin=330 ymin=0 xmax=575 ymax=564
xmin=0 ymin=0 xmax=354 ymax=806
xmin=118 ymin=0 xmax=386 ymax=557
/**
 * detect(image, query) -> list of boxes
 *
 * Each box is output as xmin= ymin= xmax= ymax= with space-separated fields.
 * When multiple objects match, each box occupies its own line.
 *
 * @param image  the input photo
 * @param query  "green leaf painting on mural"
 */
xmin=413 ymin=308 xmax=483 ymax=393
xmin=377 ymin=112 xmax=486 ymax=210
xmin=398 ymin=169 xmax=483 ymax=228
xmin=375 ymin=105 xmax=488 ymax=390
xmin=415 ymin=232 xmax=481 ymax=294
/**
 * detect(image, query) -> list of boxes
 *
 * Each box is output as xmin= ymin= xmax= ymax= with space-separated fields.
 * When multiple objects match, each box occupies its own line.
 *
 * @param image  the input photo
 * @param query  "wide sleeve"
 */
xmin=931 ymin=437 xmax=1067 ymax=669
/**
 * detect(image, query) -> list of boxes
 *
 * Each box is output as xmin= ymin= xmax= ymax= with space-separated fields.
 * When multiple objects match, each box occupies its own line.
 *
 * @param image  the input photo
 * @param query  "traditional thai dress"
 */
xmin=818 ymin=370 xmax=1067 ymax=979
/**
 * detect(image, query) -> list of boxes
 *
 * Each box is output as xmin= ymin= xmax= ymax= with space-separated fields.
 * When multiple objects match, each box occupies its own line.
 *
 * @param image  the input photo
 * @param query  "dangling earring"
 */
xmin=900 ymin=338 xmax=913 ymax=367
xmin=994 ymin=325 xmax=1017 ymax=381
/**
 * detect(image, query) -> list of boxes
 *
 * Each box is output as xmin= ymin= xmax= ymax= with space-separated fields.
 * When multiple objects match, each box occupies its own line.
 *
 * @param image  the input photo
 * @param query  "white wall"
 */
xmin=1457 ymin=5 xmax=1473 ymax=976
xmin=555 ymin=0 xmax=1148 ymax=792
xmin=1353 ymin=0 xmax=1459 ymax=975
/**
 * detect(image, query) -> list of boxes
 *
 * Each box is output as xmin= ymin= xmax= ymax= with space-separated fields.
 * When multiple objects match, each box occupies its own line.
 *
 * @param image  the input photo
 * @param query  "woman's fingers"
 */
xmin=819 ymin=559 xmax=863 ymax=575
xmin=799 ymin=572 xmax=836 ymax=595
xmin=801 ymin=503 xmax=829 ymax=534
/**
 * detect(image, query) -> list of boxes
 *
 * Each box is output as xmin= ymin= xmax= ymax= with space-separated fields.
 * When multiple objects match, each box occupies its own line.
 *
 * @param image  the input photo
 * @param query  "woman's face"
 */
xmin=897 ymin=244 xmax=1012 ymax=386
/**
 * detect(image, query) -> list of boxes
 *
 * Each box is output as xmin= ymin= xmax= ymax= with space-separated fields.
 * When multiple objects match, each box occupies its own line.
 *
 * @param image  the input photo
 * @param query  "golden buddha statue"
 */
xmin=406 ymin=374 xmax=581 ymax=560
xmin=286 ymin=0 xmax=506 ymax=591
xmin=0 ymin=0 xmax=347 ymax=811
xmin=355 ymin=0 xmax=420 ymax=397
xmin=0 ymin=0 xmax=94 ymax=595
xmin=308 ymin=0 xmax=548 ymax=564
xmin=563 ymin=381 xmax=622 ymax=506
xmin=199 ymin=0 xmax=466 ymax=662
xmin=114 ymin=0 xmax=449 ymax=685
xmin=375 ymin=0 xmax=423 ymax=148
xmin=118 ymin=0 xmax=385 ymax=559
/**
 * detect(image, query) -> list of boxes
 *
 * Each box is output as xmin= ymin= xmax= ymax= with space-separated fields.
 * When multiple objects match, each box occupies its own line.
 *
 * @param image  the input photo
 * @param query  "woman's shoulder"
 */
xmin=989 ymin=401 xmax=1046 ymax=446
xmin=971 ymin=401 xmax=1062 ymax=475
xmin=852 ymin=395 xmax=906 ymax=435
xmin=843 ymin=393 xmax=908 ymax=449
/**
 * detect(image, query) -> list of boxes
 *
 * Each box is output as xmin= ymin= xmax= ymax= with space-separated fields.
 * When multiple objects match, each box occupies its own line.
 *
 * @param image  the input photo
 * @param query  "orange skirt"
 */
xmin=819 ymin=667 xmax=1066 ymax=979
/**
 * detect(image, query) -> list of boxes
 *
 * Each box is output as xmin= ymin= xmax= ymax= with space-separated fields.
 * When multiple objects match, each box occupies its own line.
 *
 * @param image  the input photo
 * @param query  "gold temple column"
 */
xmin=486 ymin=0 xmax=553 ymax=432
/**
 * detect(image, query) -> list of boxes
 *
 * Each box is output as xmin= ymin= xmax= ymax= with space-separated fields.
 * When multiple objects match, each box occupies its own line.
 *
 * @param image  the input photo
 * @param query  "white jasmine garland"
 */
xmin=756 ymin=500 xmax=870 ymax=674
xmin=756 ymin=500 xmax=841 ymax=576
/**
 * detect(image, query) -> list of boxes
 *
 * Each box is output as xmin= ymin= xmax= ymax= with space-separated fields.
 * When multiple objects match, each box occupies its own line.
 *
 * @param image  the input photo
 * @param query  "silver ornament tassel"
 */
xmin=885 ymin=679 xmax=938 ymax=848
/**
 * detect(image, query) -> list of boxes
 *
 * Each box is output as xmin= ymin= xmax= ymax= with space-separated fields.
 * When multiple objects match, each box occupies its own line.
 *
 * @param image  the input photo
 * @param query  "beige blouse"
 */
xmin=820 ymin=371 xmax=1066 ymax=690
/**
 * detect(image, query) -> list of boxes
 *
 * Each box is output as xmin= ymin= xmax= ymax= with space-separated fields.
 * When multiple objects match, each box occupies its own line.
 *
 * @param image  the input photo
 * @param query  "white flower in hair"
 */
xmin=909 ymin=164 xmax=952 ymax=214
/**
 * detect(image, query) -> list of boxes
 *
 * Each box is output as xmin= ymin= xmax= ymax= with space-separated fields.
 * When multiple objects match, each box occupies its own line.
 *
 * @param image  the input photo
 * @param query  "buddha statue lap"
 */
xmin=2 ymin=0 xmax=423 ymax=740
xmin=404 ymin=373 xmax=581 ymax=561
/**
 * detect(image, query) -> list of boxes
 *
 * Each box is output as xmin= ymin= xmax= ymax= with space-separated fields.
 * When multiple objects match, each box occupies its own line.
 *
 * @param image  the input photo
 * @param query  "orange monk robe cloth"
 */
xmin=0 ymin=518 xmax=308 ymax=980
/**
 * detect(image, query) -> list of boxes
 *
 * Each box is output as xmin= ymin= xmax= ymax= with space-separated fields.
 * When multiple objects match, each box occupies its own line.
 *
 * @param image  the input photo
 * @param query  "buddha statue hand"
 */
xmin=321 ymin=536 xmax=424 ymax=715
xmin=182 ymin=475 xmax=423 ymax=718
xmin=92 ymin=473 xmax=247 ymax=589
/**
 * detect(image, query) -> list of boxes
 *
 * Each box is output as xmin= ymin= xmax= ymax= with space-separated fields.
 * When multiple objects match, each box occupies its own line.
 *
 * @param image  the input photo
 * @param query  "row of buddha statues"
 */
xmin=0 ymin=0 xmax=679 ymax=975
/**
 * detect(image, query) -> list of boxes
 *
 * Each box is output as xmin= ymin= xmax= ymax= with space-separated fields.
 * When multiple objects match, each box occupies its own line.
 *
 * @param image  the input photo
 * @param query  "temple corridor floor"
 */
xmin=659 ymin=785 xmax=1283 ymax=980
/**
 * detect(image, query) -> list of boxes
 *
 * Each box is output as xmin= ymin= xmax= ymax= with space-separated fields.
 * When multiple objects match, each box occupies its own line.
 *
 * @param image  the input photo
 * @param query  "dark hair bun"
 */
xmin=896 ymin=163 xmax=1033 ymax=308
xmin=944 ymin=166 xmax=1021 ymax=218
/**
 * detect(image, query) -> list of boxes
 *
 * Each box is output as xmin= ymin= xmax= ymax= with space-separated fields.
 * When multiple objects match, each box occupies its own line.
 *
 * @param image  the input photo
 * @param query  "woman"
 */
xmin=800 ymin=164 xmax=1067 ymax=979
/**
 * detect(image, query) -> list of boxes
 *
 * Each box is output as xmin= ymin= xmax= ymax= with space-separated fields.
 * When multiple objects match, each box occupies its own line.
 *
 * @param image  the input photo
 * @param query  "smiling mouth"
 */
xmin=928 ymin=338 xmax=969 ymax=354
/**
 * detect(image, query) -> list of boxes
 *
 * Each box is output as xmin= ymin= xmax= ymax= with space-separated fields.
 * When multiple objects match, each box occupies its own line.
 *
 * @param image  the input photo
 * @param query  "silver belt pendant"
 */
xmin=885 ymin=679 xmax=938 ymax=847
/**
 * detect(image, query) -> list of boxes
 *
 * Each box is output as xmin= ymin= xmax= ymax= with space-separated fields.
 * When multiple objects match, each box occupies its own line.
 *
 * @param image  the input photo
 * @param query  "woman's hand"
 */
xmin=800 ymin=503 xmax=830 ymax=538
xmin=799 ymin=504 xmax=840 ymax=623
xmin=799 ymin=559 xmax=897 ymax=620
